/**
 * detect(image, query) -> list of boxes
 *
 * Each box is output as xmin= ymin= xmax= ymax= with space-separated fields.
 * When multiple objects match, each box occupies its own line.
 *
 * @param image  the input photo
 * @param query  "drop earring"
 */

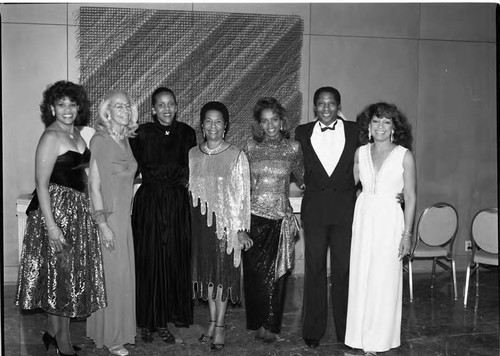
xmin=368 ymin=128 xmax=372 ymax=141
xmin=390 ymin=130 xmax=394 ymax=143
xmin=203 ymin=130 xmax=206 ymax=139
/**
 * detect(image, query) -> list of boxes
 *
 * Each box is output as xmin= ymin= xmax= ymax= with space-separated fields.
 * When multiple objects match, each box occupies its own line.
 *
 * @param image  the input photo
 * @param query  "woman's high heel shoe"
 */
xmin=210 ymin=325 xmax=226 ymax=351
xmin=42 ymin=331 xmax=81 ymax=352
xmin=55 ymin=348 xmax=77 ymax=356
xmin=42 ymin=331 xmax=56 ymax=351
xmin=199 ymin=319 xmax=216 ymax=343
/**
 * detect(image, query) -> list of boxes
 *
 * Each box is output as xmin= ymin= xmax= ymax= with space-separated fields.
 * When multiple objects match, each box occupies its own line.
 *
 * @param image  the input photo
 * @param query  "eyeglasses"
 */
xmin=111 ymin=103 xmax=132 ymax=111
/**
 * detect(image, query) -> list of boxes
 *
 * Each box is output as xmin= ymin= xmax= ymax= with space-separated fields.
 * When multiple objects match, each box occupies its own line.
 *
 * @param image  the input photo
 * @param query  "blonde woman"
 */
xmin=86 ymin=90 xmax=138 ymax=356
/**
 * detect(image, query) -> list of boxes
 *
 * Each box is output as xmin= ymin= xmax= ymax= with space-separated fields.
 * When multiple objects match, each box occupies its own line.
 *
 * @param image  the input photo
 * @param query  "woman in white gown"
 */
xmin=345 ymin=102 xmax=416 ymax=355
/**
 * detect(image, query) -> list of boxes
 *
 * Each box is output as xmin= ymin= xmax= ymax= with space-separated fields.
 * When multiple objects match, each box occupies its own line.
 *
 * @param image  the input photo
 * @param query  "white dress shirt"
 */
xmin=310 ymin=119 xmax=345 ymax=176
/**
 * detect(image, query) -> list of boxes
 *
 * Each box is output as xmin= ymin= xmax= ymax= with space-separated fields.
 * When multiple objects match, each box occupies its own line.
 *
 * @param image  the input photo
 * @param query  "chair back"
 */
xmin=417 ymin=203 xmax=458 ymax=247
xmin=472 ymin=208 xmax=498 ymax=254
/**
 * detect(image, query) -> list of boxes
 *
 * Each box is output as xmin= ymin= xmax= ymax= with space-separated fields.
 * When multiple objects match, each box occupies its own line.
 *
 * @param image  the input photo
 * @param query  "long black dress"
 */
xmin=130 ymin=120 xmax=196 ymax=330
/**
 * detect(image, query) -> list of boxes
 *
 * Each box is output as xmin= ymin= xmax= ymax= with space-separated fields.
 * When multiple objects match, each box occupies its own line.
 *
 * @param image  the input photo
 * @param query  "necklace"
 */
xmin=111 ymin=128 xmax=125 ymax=140
xmin=204 ymin=140 xmax=224 ymax=155
xmin=57 ymin=123 xmax=75 ymax=139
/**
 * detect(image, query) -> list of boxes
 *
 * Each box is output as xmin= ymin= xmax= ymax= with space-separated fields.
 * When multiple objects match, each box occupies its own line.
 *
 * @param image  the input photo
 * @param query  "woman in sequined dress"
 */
xmin=16 ymin=81 xmax=106 ymax=356
xmin=242 ymin=97 xmax=304 ymax=343
xmin=130 ymin=87 xmax=196 ymax=343
xmin=86 ymin=90 xmax=138 ymax=356
xmin=189 ymin=101 xmax=252 ymax=351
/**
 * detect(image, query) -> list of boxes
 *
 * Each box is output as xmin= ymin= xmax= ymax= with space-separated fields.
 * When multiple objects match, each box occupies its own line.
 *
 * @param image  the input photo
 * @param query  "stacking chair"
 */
xmin=463 ymin=207 xmax=498 ymax=307
xmin=408 ymin=202 xmax=459 ymax=302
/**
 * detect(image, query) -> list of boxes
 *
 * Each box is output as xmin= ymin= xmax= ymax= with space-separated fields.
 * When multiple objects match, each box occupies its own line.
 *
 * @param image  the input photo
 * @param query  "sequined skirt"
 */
xmin=15 ymin=183 xmax=107 ymax=318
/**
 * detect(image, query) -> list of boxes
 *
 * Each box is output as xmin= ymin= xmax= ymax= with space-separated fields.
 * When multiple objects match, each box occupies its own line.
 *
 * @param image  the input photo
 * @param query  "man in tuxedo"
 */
xmin=295 ymin=87 xmax=359 ymax=348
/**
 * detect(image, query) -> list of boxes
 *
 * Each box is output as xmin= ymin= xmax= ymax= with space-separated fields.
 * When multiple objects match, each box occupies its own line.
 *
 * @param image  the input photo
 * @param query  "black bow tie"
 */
xmin=320 ymin=121 xmax=337 ymax=132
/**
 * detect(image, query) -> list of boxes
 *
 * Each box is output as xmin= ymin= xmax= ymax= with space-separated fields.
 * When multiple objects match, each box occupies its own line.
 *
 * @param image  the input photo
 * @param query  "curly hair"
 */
xmin=151 ymin=87 xmax=177 ymax=122
xmin=95 ymin=90 xmax=138 ymax=138
xmin=40 ymin=81 xmax=90 ymax=127
xmin=356 ymin=102 xmax=413 ymax=150
xmin=251 ymin=97 xmax=290 ymax=141
xmin=199 ymin=101 xmax=230 ymax=139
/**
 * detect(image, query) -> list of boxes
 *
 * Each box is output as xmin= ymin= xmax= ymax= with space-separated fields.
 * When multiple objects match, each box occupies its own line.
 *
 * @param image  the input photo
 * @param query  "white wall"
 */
xmin=2 ymin=3 xmax=496 ymax=283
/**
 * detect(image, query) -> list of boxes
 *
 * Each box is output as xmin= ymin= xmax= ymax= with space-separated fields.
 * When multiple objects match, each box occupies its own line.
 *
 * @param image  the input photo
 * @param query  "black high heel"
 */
xmin=199 ymin=319 xmax=216 ymax=343
xmin=42 ymin=331 xmax=81 ymax=352
xmin=55 ymin=347 xmax=77 ymax=356
xmin=158 ymin=326 xmax=175 ymax=344
xmin=141 ymin=328 xmax=154 ymax=343
xmin=210 ymin=325 xmax=226 ymax=351
xmin=42 ymin=331 xmax=56 ymax=351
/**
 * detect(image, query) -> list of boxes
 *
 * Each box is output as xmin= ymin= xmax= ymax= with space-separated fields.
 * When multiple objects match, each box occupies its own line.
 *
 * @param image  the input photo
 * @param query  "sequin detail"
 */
xmin=189 ymin=144 xmax=251 ymax=267
xmin=244 ymin=137 xmax=304 ymax=280
xmin=16 ymin=183 xmax=106 ymax=317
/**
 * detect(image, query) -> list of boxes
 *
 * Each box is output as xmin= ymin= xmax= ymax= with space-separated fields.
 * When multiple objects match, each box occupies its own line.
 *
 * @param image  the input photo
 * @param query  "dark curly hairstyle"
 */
xmin=199 ymin=101 xmax=230 ymax=138
xmin=251 ymin=97 xmax=290 ymax=141
xmin=356 ymin=102 xmax=413 ymax=150
xmin=151 ymin=87 xmax=178 ymax=122
xmin=40 ymin=81 xmax=90 ymax=127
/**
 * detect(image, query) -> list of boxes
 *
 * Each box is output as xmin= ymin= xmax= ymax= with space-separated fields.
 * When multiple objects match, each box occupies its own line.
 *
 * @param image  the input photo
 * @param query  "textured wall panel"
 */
xmin=78 ymin=7 xmax=303 ymax=145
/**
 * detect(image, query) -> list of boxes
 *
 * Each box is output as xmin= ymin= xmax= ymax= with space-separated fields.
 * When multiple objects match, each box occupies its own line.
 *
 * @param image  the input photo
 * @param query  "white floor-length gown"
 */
xmin=345 ymin=143 xmax=407 ymax=352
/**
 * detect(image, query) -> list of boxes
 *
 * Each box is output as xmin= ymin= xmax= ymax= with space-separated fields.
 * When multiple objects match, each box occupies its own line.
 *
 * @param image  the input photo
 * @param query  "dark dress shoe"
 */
xmin=304 ymin=338 xmax=320 ymax=348
xmin=140 ymin=328 xmax=154 ymax=343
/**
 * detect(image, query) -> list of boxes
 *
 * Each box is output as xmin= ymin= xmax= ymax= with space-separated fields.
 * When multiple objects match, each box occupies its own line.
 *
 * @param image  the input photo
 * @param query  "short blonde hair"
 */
xmin=95 ymin=90 xmax=139 ymax=138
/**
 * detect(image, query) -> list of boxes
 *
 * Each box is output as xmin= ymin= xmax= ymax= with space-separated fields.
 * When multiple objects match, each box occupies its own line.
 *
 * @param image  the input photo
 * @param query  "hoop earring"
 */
xmin=390 ymin=130 xmax=394 ymax=143
xmin=368 ymin=128 xmax=372 ymax=141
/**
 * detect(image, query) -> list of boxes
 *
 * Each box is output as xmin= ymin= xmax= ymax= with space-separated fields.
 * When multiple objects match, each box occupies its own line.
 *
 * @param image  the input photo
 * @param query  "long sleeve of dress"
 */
xmin=89 ymin=133 xmax=113 ymax=215
xmin=291 ymin=141 xmax=305 ymax=187
xmin=227 ymin=150 xmax=251 ymax=267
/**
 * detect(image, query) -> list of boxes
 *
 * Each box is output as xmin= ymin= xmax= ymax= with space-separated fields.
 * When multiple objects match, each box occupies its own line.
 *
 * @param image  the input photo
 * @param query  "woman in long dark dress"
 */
xmin=16 ymin=81 xmax=106 ymax=356
xmin=190 ymin=101 xmax=252 ymax=351
xmin=130 ymin=87 xmax=196 ymax=343
xmin=243 ymin=97 xmax=304 ymax=343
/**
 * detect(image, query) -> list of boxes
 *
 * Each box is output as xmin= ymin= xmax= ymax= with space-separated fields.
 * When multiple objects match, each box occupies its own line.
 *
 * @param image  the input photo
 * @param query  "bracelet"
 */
xmin=402 ymin=230 xmax=412 ymax=239
xmin=92 ymin=210 xmax=109 ymax=224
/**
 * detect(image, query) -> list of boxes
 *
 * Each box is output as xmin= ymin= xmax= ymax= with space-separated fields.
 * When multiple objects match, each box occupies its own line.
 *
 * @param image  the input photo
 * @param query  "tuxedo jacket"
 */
xmin=295 ymin=118 xmax=360 ymax=226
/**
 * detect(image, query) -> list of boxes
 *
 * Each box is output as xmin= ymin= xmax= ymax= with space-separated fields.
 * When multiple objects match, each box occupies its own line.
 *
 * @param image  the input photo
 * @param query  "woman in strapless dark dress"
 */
xmin=16 ymin=81 xmax=106 ymax=356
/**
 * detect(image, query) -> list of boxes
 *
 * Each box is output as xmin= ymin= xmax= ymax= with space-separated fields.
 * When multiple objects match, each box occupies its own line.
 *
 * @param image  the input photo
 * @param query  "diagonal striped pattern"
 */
xmin=77 ymin=7 xmax=303 ymax=145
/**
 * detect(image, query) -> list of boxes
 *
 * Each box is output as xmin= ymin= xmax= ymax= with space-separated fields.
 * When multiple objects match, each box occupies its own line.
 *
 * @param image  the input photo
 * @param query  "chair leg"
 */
xmin=464 ymin=265 xmax=471 ymax=307
xmin=431 ymin=258 xmax=437 ymax=289
xmin=451 ymin=259 xmax=457 ymax=301
xmin=409 ymin=259 xmax=414 ymax=302
xmin=475 ymin=264 xmax=480 ymax=299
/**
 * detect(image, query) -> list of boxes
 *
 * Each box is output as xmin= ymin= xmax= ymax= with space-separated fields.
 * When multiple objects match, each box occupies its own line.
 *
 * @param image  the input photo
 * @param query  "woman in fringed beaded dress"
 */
xmin=130 ymin=87 xmax=196 ymax=343
xmin=242 ymin=97 xmax=304 ymax=343
xmin=86 ymin=90 xmax=138 ymax=356
xmin=16 ymin=81 xmax=106 ymax=356
xmin=190 ymin=101 xmax=252 ymax=351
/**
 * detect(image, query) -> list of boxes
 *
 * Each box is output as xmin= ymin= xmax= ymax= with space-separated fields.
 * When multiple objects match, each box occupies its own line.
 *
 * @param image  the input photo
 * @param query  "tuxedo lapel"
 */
xmin=304 ymin=121 xmax=331 ymax=180
xmin=328 ymin=118 xmax=349 ymax=180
